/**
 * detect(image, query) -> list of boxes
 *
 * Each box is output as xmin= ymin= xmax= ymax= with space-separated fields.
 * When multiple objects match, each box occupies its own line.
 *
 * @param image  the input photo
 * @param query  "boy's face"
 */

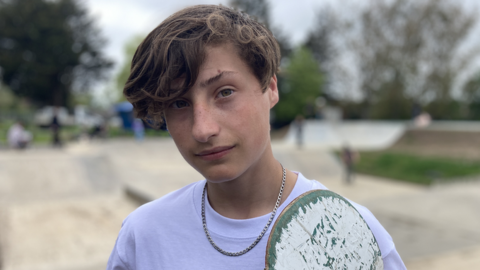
xmin=165 ymin=43 xmax=279 ymax=182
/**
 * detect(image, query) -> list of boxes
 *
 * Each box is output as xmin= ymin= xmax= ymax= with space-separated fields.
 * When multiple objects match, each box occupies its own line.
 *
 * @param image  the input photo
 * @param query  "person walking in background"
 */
xmin=293 ymin=114 xmax=304 ymax=149
xmin=7 ymin=120 xmax=32 ymax=149
xmin=132 ymin=118 xmax=145 ymax=142
xmin=50 ymin=107 xmax=62 ymax=147
xmin=341 ymin=143 xmax=359 ymax=184
xmin=414 ymin=111 xmax=431 ymax=128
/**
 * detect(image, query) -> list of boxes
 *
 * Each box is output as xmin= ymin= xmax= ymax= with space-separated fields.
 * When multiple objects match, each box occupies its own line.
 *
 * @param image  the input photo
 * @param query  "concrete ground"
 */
xmin=0 ymin=138 xmax=479 ymax=269
xmin=0 ymin=144 xmax=139 ymax=270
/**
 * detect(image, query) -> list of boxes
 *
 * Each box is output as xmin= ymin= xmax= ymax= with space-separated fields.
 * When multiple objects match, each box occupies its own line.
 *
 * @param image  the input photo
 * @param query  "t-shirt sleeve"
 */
xmin=383 ymin=248 xmax=407 ymax=270
xmin=350 ymin=202 xmax=407 ymax=270
xmin=107 ymin=243 xmax=131 ymax=270
xmin=107 ymin=217 xmax=135 ymax=270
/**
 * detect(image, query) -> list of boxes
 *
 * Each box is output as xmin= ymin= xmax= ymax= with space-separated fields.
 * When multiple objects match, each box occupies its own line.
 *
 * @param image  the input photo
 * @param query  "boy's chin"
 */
xmin=203 ymin=173 xmax=238 ymax=184
xmin=196 ymin=165 xmax=242 ymax=183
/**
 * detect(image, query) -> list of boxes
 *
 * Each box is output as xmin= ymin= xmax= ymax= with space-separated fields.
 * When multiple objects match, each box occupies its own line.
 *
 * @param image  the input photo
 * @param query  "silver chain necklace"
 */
xmin=201 ymin=164 xmax=287 ymax=256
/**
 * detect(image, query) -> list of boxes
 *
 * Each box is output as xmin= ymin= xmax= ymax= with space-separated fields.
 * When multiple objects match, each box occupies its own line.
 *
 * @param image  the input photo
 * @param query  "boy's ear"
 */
xmin=268 ymin=75 xmax=279 ymax=109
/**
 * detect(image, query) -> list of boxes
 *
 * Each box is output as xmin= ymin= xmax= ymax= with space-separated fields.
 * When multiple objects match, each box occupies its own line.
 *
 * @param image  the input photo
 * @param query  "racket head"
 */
xmin=265 ymin=189 xmax=383 ymax=270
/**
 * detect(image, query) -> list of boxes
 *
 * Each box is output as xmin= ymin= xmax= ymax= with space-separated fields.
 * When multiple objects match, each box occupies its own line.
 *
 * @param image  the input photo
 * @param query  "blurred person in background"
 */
xmin=132 ymin=118 xmax=145 ymax=142
xmin=414 ymin=111 xmax=431 ymax=128
xmin=50 ymin=107 xmax=62 ymax=147
xmin=341 ymin=143 xmax=359 ymax=184
xmin=89 ymin=123 xmax=106 ymax=140
xmin=293 ymin=114 xmax=304 ymax=149
xmin=7 ymin=120 xmax=32 ymax=149
xmin=89 ymin=117 xmax=107 ymax=140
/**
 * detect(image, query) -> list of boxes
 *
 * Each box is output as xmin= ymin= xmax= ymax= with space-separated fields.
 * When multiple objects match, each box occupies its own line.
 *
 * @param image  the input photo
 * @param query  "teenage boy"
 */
xmin=107 ymin=5 xmax=406 ymax=269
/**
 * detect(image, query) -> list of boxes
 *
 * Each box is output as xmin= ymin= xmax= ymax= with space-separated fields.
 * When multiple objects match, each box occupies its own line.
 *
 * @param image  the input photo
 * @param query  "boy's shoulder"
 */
xmin=123 ymin=180 xmax=204 ymax=228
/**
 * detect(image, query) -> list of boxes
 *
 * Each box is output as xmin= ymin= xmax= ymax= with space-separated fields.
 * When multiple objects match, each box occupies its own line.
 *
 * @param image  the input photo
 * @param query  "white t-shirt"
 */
xmin=107 ymin=173 xmax=406 ymax=269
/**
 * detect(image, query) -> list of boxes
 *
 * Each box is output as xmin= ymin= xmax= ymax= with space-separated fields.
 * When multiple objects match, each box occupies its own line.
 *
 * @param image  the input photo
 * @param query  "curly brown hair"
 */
xmin=123 ymin=4 xmax=281 ymax=128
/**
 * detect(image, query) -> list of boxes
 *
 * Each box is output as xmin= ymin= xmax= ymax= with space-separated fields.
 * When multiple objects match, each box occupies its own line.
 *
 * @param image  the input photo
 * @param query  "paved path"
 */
xmin=1 ymin=138 xmax=479 ymax=269
xmin=0 ymin=144 xmax=138 ymax=270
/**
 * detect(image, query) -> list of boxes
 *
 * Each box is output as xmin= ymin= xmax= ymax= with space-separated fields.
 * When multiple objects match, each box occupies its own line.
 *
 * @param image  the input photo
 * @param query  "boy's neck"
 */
xmin=205 ymin=150 xmax=297 ymax=219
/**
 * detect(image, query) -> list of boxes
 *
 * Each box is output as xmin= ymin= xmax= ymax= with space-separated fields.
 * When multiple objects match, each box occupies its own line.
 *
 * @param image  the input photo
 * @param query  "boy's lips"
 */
xmin=196 ymin=145 xmax=235 ymax=156
xmin=195 ymin=145 xmax=235 ymax=160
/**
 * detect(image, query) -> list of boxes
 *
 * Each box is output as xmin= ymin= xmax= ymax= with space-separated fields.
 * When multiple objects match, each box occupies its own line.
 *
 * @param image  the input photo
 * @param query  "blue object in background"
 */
xmin=132 ymin=118 xmax=145 ymax=141
xmin=114 ymin=102 xmax=134 ymax=129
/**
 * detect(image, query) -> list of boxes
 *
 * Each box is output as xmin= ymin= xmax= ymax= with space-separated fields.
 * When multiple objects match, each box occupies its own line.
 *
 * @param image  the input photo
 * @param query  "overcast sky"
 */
xmin=83 ymin=0 xmax=480 ymax=102
xmin=84 ymin=0 xmax=334 ymax=70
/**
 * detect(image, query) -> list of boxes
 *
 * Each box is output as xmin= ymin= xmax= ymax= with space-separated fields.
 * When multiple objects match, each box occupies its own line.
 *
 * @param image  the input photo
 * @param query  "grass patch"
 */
xmin=0 ymin=121 xmax=82 ymax=145
xmin=355 ymin=151 xmax=480 ymax=185
xmin=0 ymin=121 xmax=170 ymax=146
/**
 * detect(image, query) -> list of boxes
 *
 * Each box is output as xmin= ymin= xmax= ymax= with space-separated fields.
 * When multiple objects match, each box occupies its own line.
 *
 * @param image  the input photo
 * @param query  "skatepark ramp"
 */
xmin=283 ymin=120 xmax=407 ymax=150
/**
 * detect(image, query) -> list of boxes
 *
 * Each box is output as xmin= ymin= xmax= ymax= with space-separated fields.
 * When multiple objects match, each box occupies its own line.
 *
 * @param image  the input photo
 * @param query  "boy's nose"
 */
xmin=191 ymin=104 xmax=219 ymax=143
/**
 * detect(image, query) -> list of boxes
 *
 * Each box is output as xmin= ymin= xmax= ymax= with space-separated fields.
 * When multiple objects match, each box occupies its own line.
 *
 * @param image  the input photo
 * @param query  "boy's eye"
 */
xmin=218 ymin=89 xmax=233 ymax=98
xmin=171 ymin=100 xmax=189 ymax=108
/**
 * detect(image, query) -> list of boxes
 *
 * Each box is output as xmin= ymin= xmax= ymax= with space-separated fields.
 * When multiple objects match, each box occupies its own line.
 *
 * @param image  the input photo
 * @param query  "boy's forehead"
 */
xmin=171 ymin=43 xmax=249 ymax=89
xmin=198 ymin=70 xmax=237 ymax=88
xmin=199 ymin=45 xmax=253 ymax=83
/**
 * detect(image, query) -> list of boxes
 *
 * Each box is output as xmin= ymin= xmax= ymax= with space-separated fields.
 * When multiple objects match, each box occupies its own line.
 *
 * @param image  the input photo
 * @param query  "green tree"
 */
xmin=369 ymin=70 xmax=412 ymax=119
xmin=305 ymin=8 xmax=335 ymax=66
xmin=273 ymin=46 xmax=323 ymax=124
xmin=0 ymin=0 xmax=112 ymax=107
xmin=464 ymin=74 xmax=480 ymax=120
xmin=0 ymin=82 xmax=17 ymax=110
xmin=310 ymin=0 xmax=480 ymax=119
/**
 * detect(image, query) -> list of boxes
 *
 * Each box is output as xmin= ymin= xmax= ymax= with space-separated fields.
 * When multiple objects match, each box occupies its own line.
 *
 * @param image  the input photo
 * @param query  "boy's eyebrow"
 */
xmin=199 ymin=71 xmax=236 ymax=88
